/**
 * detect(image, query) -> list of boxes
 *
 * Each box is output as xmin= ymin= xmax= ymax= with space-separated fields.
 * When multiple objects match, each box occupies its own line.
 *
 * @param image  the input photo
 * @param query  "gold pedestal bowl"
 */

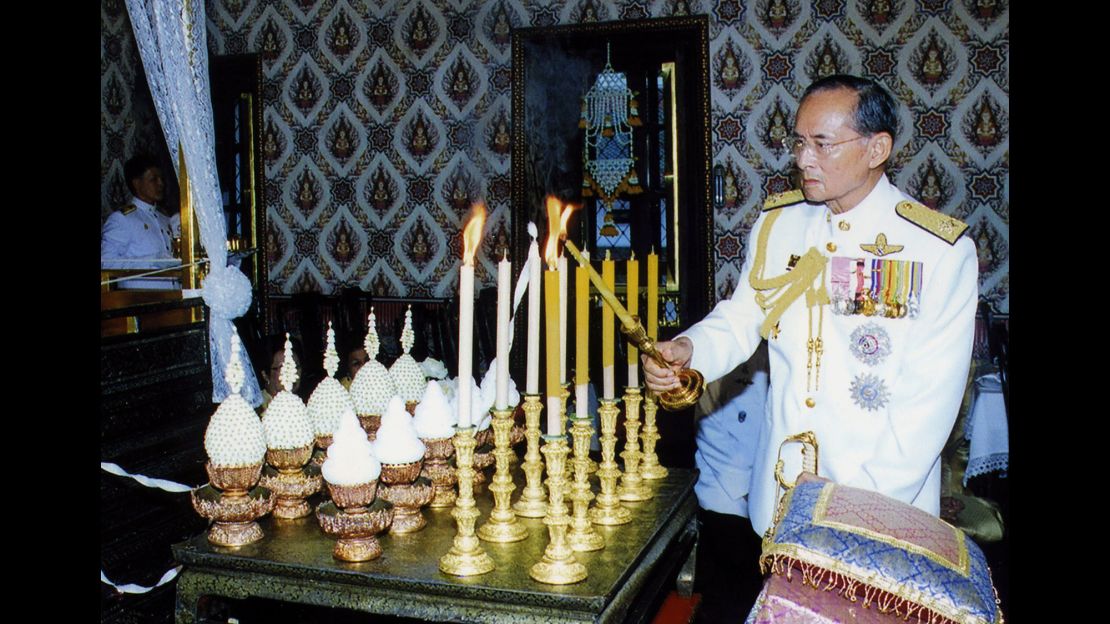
xmin=420 ymin=436 xmax=458 ymax=508
xmin=192 ymin=462 xmax=273 ymax=547
xmin=379 ymin=476 xmax=435 ymax=534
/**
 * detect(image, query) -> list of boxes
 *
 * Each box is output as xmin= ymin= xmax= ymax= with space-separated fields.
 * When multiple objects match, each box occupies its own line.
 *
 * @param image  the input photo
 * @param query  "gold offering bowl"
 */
xmin=420 ymin=436 xmax=458 ymax=508
xmin=312 ymin=435 xmax=333 ymax=466
xmin=326 ymin=480 xmax=380 ymax=511
xmin=358 ymin=413 xmax=382 ymax=441
xmin=266 ymin=445 xmax=313 ymax=472
xmin=316 ymin=498 xmax=394 ymax=562
xmin=475 ymin=426 xmax=493 ymax=448
xmin=379 ymin=476 xmax=435 ymax=534
xmin=259 ymin=463 xmax=321 ymax=519
xmin=205 ymin=462 xmax=263 ymax=496
xmin=380 ymin=459 xmax=424 ymax=485
xmin=471 ymin=441 xmax=496 ymax=493
xmin=191 ymin=484 xmax=274 ymax=547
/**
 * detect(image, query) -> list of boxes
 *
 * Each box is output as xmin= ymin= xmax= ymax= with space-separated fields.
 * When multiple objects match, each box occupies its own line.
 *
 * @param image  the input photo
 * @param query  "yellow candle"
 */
xmin=602 ymin=250 xmax=615 ymax=399
xmin=575 ymin=252 xmax=590 ymax=386
xmin=647 ymin=250 xmax=658 ymax=341
xmin=544 ymin=268 xmax=561 ymax=435
xmin=565 ymin=241 xmax=637 ymax=329
xmin=630 ymin=253 xmax=639 ymax=384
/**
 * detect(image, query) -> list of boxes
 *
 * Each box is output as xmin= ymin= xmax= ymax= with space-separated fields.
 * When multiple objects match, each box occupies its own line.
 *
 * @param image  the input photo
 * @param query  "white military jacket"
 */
xmin=680 ymin=175 xmax=977 ymax=536
xmin=101 ymin=197 xmax=173 ymax=260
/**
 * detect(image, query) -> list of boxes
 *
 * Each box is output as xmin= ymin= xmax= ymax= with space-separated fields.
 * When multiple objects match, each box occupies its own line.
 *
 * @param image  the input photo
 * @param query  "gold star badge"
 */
xmin=859 ymin=233 xmax=903 ymax=257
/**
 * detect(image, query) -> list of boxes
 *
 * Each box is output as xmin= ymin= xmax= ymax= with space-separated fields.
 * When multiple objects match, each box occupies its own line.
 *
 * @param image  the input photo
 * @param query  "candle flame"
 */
xmin=543 ymin=196 xmax=577 ymax=268
xmin=462 ymin=202 xmax=487 ymax=266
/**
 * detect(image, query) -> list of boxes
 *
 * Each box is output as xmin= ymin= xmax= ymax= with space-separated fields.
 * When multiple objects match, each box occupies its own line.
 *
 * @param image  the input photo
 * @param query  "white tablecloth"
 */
xmin=963 ymin=372 xmax=1008 ymax=485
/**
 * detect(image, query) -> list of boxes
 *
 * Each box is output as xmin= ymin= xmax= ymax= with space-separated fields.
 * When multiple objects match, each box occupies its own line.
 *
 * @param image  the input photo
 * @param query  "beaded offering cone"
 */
xmin=349 ymin=308 xmax=395 ymax=441
xmin=567 ymin=416 xmax=604 ymax=552
xmin=439 ymin=426 xmax=495 ymax=576
xmin=617 ymin=386 xmax=650 ymax=502
xmin=639 ymin=391 xmax=668 ymax=480
xmin=477 ymin=407 xmax=528 ymax=543
xmin=513 ymin=394 xmax=548 ymax=518
xmin=193 ymin=334 xmax=273 ymax=546
xmin=589 ymin=398 xmax=631 ymax=526
xmin=529 ymin=435 xmax=587 ymax=584
xmin=307 ymin=323 xmax=355 ymax=467
xmin=389 ymin=306 xmax=427 ymax=411
xmin=260 ymin=334 xmax=321 ymax=519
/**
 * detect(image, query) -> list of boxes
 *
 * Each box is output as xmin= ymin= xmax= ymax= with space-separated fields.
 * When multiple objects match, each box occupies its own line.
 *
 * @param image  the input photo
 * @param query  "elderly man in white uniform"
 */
xmin=101 ymin=154 xmax=174 ymax=260
xmin=644 ymin=74 xmax=978 ymax=539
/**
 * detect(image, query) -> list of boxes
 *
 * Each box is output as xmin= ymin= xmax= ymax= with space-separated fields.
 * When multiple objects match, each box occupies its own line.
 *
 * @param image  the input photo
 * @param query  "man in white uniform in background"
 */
xmin=644 ymin=75 xmax=978 ymax=542
xmin=102 ymin=154 xmax=175 ymax=260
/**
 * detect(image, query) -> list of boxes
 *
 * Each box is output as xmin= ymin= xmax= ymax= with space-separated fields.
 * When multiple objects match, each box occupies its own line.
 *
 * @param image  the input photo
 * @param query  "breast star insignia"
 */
xmin=859 ymin=233 xmax=903 ymax=257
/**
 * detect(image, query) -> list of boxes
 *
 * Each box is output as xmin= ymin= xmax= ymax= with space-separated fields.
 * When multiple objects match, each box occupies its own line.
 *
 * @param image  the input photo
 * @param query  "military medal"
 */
xmin=849 ymin=322 xmax=891 ymax=366
xmin=907 ymin=261 xmax=923 ymax=319
xmin=830 ymin=257 xmax=853 ymax=315
xmin=849 ymin=373 xmax=890 ymax=411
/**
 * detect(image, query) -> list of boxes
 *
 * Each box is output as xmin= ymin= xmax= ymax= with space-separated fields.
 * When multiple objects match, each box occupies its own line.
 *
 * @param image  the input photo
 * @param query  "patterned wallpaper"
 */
xmin=100 ymin=0 xmax=1009 ymax=312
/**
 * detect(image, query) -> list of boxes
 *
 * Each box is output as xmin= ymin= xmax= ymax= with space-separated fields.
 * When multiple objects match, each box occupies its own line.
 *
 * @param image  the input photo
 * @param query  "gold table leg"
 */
xmin=439 ymin=426 xmax=495 ymax=576
xmin=512 ymin=394 xmax=548 ymax=518
xmin=477 ymin=408 xmax=528 ymax=543
xmin=529 ymin=435 xmax=587 ymax=584
xmin=589 ymin=399 xmax=631 ymax=525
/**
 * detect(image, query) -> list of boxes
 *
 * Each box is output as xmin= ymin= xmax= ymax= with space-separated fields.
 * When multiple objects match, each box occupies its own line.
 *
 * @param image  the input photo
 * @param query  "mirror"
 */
xmin=509 ymin=16 xmax=712 ymax=377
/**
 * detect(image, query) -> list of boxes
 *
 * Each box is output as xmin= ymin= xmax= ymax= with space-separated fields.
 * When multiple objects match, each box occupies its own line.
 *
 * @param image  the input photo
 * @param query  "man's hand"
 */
xmin=642 ymin=337 xmax=693 ymax=393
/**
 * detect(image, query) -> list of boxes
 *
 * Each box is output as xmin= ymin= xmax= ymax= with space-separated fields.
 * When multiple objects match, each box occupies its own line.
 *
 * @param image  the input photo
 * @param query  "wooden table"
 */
xmin=173 ymin=468 xmax=697 ymax=623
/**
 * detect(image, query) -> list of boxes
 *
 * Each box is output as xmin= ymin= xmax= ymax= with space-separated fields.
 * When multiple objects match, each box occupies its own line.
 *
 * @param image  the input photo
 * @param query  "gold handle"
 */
xmin=620 ymin=318 xmax=703 ymax=411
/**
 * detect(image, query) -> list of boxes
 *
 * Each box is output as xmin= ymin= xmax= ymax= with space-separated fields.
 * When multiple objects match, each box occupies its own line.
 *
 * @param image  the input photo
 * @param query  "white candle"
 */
xmin=495 ymin=253 xmax=511 ymax=409
xmin=458 ymin=206 xmax=486 ymax=427
xmin=458 ymin=262 xmax=474 ymax=428
xmin=526 ymin=239 xmax=541 ymax=394
xmin=558 ymin=255 xmax=568 ymax=384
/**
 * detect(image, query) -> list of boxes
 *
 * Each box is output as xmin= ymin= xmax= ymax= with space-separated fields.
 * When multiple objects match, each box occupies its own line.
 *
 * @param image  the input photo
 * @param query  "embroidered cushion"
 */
xmin=759 ymin=472 xmax=1002 ymax=624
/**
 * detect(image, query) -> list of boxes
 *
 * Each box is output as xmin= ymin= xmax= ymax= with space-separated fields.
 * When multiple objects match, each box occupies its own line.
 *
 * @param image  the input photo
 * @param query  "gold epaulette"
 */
xmin=895 ymin=200 xmax=968 ymax=245
xmin=120 ymin=203 xmax=136 ymax=215
xmin=762 ymin=189 xmax=806 ymax=212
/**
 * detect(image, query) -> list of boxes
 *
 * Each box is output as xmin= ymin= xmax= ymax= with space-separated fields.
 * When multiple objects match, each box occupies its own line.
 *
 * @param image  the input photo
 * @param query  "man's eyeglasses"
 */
xmin=780 ymin=134 xmax=868 ymax=158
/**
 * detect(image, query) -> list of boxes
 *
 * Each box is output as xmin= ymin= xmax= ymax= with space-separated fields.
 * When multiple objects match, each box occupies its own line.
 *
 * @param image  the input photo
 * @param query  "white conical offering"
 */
xmin=413 ymin=380 xmax=456 ymax=440
xmin=373 ymin=396 xmax=427 ymax=464
xmin=349 ymin=308 xmax=396 ymax=415
xmin=322 ymin=409 xmax=382 ymax=485
xmin=388 ymin=306 xmax=427 ymax=403
xmin=205 ymin=334 xmax=267 ymax=468
xmin=451 ymin=375 xmax=490 ymax=431
xmin=261 ymin=333 xmax=315 ymax=450
xmin=308 ymin=322 xmax=355 ymax=438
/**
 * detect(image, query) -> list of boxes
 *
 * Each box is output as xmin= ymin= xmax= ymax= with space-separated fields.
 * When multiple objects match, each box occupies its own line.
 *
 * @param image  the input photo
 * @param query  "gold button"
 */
xmin=826 ymin=242 xmax=837 ymax=252
xmin=838 ymin=220 xmax=850 ymax=231
xmin=805 ymin=398 xmax=815 ymax=408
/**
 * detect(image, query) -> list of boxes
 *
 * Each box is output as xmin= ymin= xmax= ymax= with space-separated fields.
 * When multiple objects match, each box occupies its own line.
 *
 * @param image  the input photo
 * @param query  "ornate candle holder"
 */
xmin=567 ymin=416 xmax=604 ymax=552
xmin=439 ymin=426 xmax=495 ymax=576
xmin=259 ymin=445 xmax=321 ymax=519
xmin=589 ymin=399 xmax=631 ymax=526
xmin=617 ymin=387 xmax=651 ymax=502
xmin=478 ymin=408 xmax=528 ymax=543
xmin=317 ymin=481 xmax=394 ymax=562
xmin=378 ymin=460 xmax=434 ymax=534
xmin=638 ymin=392 xmax=668 ymax=480
xmin=420 ymin=436 xmax=458 ymax=508
xmin=529 ymin=435 xmax=587 ymax=584
xmin=191 ymin=463 xmax=274 ymax=547
xmin=512 ymin=394 xmax=548 ymax=518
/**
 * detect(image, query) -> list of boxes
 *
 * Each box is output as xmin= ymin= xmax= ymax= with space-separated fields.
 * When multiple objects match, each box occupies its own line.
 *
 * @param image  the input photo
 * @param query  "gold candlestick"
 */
xmin=439 ymin=426 xmax=495 ymax=576
xmin=567 ymin=416 xmax=604 ymax=552
xmin=529 ymin=435 xmax=587 ymax=584
xmin=639 ymin=392 xmax=668 ymax=480
xmin=589 ymin=399 xmax=631 ymax=525
xmin=478 ymin=408 xmax=528 ymax=543
xmin=618 ymin=387 xmax=651 ymax=502
xmin=513 ymin=394 xmax=548 ymax=518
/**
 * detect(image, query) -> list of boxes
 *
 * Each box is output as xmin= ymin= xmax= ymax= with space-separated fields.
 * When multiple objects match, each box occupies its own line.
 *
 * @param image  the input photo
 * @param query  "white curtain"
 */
xmin=125 ymin=0 xmax=262 ymax=407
